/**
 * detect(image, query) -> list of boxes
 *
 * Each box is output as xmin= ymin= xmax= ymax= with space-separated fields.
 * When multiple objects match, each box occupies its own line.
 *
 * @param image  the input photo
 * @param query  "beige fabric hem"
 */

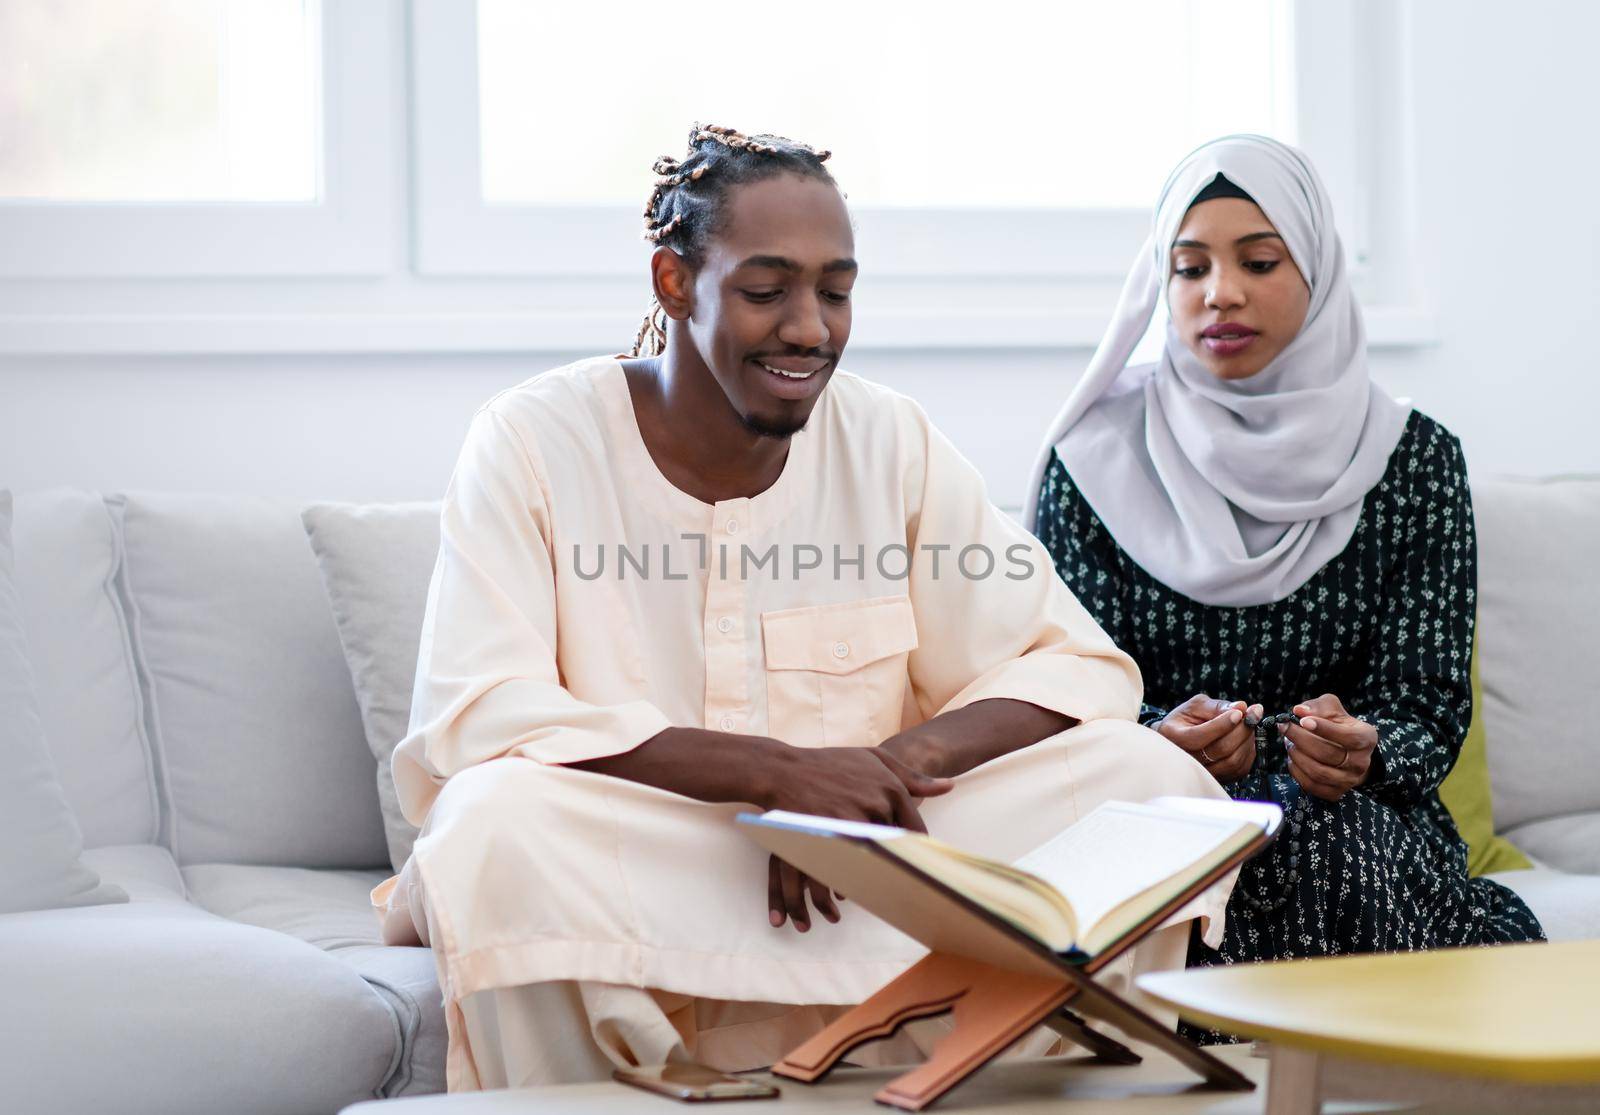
xmin=458 ymin=920 xmax=1190 ymax=1090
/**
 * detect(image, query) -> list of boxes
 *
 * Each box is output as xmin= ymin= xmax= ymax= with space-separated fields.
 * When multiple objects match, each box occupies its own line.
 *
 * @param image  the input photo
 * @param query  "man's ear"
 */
xmin=650 ymin=247 xmax=694 ymax=321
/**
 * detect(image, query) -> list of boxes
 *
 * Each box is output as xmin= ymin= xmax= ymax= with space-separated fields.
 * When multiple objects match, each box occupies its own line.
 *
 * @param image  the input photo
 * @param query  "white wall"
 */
xmin=3 ymin=0 xmax=1596 ymax=507
xmin=1367 ymin=0 xmax=1600 ymax=482
xmin=0 ymin=349 xmax=1080 ymax=506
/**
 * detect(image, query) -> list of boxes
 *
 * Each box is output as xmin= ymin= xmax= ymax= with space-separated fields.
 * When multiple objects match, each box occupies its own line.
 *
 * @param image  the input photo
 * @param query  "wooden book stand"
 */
xmin=746 ymin=817 xmax=1267 ymax=1110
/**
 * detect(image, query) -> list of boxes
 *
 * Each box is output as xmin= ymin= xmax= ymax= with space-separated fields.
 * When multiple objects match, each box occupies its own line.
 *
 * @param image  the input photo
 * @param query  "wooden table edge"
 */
xmin=1134 ymin=988 xmax=1600 ymax=1087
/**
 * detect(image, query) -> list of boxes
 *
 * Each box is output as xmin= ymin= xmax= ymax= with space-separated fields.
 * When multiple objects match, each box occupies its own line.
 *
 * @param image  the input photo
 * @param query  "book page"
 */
xmin=1011 ymin=801 xmax=1247 ymax=942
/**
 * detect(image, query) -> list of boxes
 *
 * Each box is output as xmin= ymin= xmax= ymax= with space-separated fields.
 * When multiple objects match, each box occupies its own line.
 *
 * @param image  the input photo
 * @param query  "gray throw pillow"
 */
xmin=302 ymin=502 xmax=442 ymax=871
xmin=1 ymin=490 xmax=128 ymax=913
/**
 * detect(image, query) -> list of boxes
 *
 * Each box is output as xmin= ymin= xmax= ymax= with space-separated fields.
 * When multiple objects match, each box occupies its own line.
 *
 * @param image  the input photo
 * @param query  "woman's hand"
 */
xmin=1282 ymin=694 xmax=1378 ymax=801
xmin=763 ymin=747 xmax=953 ymax=933
xmin=1154 ymin=695 xmax=1263 ymax=784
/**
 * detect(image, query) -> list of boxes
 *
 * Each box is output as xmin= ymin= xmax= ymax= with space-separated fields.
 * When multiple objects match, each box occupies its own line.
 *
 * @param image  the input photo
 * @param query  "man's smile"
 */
xmin=748 ymin=356 xmax=832 ymax=402
xmin=753 ymin=355 xmax=829 ymax=378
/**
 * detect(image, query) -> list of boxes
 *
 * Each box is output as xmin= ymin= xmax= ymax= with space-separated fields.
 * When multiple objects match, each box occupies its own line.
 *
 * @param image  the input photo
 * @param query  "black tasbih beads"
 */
xmin=1231 ymin=712 xmax=1312 ymax=917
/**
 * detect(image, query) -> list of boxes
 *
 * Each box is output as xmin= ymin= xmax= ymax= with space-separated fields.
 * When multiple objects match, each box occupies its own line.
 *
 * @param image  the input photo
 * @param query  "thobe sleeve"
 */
xmin=1035 ymin=451 xmax=1169 ymax=728
xmin=391 ymin=407 xmax=673 ymax=826
xmin=1344 ymin=425 xmax=1476 ymax=808
xmin=902 ymin=413 xmax=1142 ymax=726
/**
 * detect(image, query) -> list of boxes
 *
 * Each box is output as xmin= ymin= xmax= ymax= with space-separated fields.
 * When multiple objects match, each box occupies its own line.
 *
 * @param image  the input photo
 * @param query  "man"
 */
xmin=373 ymin=124 xmax=1233 ymax=1091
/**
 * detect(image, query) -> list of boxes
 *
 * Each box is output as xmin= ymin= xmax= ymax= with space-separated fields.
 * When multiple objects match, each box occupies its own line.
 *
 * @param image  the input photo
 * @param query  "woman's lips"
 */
xmin=1203 ymin=334 xmax=1258 ymax=357
xmin=1200 ymin=324 xmax=1259 ymax=357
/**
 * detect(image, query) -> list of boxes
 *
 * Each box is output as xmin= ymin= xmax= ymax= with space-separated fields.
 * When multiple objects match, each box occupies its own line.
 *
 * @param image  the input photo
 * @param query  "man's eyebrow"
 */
xmin=737 ymin=255 xmax=799 ymax=272
xmin=735 ymin=255 xmax=859 ymax=274
xmin=1172 ymin=232 xmax=1283 ymax=250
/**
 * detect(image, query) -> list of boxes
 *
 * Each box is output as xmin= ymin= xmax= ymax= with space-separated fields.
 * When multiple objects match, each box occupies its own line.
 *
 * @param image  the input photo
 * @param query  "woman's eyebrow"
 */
xmin=1172 ymin=231 xmax=1283 ymax=250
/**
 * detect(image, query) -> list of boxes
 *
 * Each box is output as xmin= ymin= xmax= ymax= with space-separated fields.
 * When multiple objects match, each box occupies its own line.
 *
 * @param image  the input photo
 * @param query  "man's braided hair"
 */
xmin=631 ymin=123 xmax=834 ymax=358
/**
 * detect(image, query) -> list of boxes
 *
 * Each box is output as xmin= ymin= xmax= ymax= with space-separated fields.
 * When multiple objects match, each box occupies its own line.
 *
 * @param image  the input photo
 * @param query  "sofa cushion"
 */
xmin=184 ymin=862 xmax=445 ymax=1098
xmin=303 ymin=501 xmax=442 ymax=871
xmin=1501 ymin=813 xmax=1600 ymax=877
xmin=0 ymin=900 xmax=398 ymax=1115
xmin=83 ymin=843 xmax=189 ymax=904
xmin=12 ymin=489 xmax=159 ymax=848
xmin=111 ymin=492 xmax=388 ymax=868
xmin=1473 ymin=476 xmax=1600 ymax=832
xmin=0 ymin=491 xmax=127 ymax=915
xmin=184 ymin=861 xmax=390 ymax=951
xmin=1487 ymin=866 xmax=1600 ymax=943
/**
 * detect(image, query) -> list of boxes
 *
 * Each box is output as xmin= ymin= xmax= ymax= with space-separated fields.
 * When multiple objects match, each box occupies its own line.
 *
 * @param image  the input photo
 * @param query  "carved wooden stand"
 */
xmin=773 ymin=951 xmax=1252 ymax=1111
xmin=743 ymin=810 xmax=1275 ymax=1111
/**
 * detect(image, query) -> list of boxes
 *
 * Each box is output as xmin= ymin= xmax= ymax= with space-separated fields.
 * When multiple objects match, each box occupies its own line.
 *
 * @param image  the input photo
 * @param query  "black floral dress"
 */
xmin=1036 ymin=411 xmax=1542 ymax=1029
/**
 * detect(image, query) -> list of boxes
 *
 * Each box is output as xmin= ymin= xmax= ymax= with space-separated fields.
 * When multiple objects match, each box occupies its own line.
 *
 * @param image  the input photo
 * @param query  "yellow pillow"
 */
xmin=1438 ymin=632 xmax=1533 ymax=876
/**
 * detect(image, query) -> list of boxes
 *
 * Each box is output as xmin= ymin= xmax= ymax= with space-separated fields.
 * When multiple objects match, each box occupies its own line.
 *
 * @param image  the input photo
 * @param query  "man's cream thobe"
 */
xmin=371 ymin=357 xmax=1234 ymax=1090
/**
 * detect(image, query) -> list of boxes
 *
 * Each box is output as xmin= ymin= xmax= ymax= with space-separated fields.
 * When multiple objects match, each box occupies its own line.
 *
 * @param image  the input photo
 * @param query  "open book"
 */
xmin=748 ymin=797 xmax=1279 ymax=960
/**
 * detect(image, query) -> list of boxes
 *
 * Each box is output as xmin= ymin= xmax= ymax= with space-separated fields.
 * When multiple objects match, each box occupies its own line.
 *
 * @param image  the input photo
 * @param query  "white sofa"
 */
xmin=2 ymin=478 xmax=1597 ymax=1115
xmin=2 ymin=491 xmax=443 ymax=1115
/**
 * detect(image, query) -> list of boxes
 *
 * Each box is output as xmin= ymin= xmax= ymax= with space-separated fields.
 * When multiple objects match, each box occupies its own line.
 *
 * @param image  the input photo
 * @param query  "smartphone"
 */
xmin=613 ymin=1063 xmax=780 ymax=1102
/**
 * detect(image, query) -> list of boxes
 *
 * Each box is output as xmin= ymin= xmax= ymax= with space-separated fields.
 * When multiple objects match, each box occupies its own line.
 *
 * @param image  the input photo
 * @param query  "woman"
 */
xmin=1025 ymin=135 xmax=1542 ymax=1005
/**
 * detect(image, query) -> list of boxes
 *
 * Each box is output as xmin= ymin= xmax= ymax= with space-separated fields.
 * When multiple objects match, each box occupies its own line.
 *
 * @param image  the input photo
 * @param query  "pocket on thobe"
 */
xmin=760 ymin=594 xmax=919 ymax=748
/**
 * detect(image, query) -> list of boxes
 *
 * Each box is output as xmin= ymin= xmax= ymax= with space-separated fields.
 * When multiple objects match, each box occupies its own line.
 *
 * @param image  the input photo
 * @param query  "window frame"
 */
xmin=0 ymin=0 xmax=1433 ymax=354
xmin=414 ymin=0 xmax=1153 ymax=281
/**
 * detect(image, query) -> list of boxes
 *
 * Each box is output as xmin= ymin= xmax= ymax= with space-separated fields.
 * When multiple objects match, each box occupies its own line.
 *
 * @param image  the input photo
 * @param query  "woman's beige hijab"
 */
xmin=1024 ymin=135 xmax=1411 ymax=607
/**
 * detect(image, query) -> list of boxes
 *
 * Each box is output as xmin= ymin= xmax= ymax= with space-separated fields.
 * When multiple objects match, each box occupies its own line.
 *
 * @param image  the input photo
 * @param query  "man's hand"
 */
xmin=763 ymin=747 xmax=952 ymax=932
xmin=1153 ymin=695 xmax=1263 ymax=784
xmin=875 ymin=730 xmax=945 ymax=780
xmin=568 ymin=727 xmax=956 ymax=933
xmin=1282 ymin=694 xmax=1377 ymax=802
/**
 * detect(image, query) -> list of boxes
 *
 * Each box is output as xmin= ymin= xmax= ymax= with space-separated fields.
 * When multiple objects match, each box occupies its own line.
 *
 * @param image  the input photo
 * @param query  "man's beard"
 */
xmin=738 ymin=410 xmax=808 ymax=440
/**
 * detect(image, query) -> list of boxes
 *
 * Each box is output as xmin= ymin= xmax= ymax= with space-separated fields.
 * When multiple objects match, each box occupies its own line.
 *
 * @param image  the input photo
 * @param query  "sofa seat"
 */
xmin=80 ymin=843 xmax=189 ymax=904
xmin=0 ymin=899 xmax=398 ymax=1115
xmin=183 ymin=863 xmax=391 ymax=951
xmin=1502 ymin=813 xmax=1600 ymax=876
xmin=1489 ymin=865 xmax=1600 ymax=943
xmin=183 ymin=862 xmax=447 ymax=1098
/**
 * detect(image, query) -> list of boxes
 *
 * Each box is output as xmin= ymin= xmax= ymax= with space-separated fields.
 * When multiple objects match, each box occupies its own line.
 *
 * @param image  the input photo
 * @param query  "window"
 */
xmin=477 ymin=0 xmax=1289 ymax=210
xmin=419 ymin=0 xmax=1294 ymax=279
xmin=0 ymin=0 xmax=391 ymax=277
xmin=1 ymin=0 xmax=320 ymax=202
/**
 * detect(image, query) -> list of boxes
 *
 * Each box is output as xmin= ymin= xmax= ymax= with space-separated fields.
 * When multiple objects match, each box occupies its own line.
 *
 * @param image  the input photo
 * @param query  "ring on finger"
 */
xmin=1200 ymin=745 xmax=1216 ymax=763
xmin=1335 ymin=747 xmax=1350 ymax=769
